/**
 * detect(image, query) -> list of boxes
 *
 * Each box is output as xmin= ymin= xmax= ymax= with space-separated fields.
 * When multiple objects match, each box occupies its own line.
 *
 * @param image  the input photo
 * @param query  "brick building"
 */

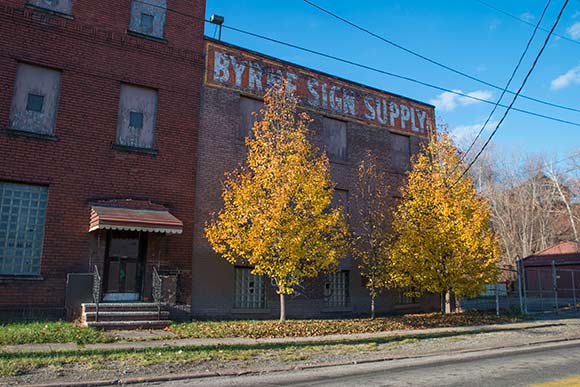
xmin=0 ymin=0 xmax=205 ymax=320
xmin=1 ymin=2 xmax=440 ymax=322
xmin=192 ymin=39 xmax=440 ymax=319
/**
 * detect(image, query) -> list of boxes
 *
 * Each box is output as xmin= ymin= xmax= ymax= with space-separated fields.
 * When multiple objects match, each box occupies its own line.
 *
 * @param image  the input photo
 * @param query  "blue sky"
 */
xmin=204 ymin=0 xmax=580 ymax=158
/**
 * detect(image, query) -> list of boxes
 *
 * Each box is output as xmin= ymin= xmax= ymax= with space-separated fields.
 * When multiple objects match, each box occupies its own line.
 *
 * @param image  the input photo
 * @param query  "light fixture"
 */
xmin=210 ymin=14 xmax=224 ymax=40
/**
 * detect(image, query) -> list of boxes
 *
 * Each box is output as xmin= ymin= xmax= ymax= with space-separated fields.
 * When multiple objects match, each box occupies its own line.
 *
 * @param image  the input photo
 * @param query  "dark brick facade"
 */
xmin=0 ymin=1 xmax=205 ymax=316
xmin=192 ymin=39 xmax=439 ymax=319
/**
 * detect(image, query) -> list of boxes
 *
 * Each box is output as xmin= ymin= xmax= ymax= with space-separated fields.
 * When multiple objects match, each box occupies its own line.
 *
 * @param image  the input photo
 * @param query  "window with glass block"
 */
xmin=324 ymin=270 xmax=350 ymax=308
xmin=0 ymin=182 xmax=48 ymax=275
xmin=234 ymin=267 xmax=266 ymax=309
xmin=396 ymin=288 xmax=417 ymax=305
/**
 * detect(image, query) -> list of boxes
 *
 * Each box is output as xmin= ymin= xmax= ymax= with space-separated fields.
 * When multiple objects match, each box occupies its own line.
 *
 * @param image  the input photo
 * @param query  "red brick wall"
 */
xmin=0 ymin=1 xmax=206 ymax=308
xmin=193 ymin=41 xmax=439 ymax=318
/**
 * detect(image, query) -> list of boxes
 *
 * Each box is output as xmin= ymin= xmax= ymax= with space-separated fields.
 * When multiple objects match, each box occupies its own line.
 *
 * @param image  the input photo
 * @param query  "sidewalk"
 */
xmin=2 ymin=318 xmax=578 ymax=354
xmin=4 ymin=317 xmax=580 ymax=387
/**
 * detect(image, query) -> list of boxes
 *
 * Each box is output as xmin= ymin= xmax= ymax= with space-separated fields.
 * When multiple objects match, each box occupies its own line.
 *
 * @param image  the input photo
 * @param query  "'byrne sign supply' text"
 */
xmin=205 ymin=41 xmax=435 ymax=137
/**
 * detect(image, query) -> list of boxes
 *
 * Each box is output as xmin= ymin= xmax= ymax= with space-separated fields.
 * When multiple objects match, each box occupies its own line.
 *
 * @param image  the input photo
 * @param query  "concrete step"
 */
xmin=85 ymin=320 xmax=172 ymax=330
xmin=83 ymin=310 xmax=170 ymax=322
xmin=82 ymin=302 xmax=164 ymax=310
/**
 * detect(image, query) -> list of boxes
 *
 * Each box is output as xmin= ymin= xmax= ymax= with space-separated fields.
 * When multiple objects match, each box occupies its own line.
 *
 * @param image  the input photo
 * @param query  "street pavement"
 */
xmin=146 ymin=340 xmax=580 ymax=387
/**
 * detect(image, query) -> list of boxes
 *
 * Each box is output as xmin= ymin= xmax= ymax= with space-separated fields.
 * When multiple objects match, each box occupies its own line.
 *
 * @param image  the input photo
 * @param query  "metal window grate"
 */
xmin=396 ymin=288 xmax=417 ymax=305
xmin=0 ymin=182 xmax=48 ymax=275
xmin=234 ymin=267 xmax=266 ymax=309
xmin=325 ymin=271 xmax=350 ymax=308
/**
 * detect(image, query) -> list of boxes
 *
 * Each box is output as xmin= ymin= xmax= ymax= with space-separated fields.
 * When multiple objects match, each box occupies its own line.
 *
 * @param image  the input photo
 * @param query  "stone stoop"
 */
xmin=80 ymin=302 xmax=171 ymax=330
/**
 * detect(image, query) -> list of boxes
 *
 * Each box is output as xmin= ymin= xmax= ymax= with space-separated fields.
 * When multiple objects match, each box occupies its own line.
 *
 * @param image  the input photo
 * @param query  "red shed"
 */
xmin=523 ymin=242 xmax=580 ymax=302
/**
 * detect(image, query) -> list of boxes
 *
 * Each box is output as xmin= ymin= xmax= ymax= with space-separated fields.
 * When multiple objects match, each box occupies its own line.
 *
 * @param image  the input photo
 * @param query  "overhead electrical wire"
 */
xmin=473 ymin=0 xmax=580 ymax=46
xmin=453 ymin=0 xmax=570 ymax=187
xmin=127 ymin=0 xmax=580 ymax=128
xmin=303 ymin=0 xmax=580 ymax=114
xmin=457 ymin=0 xmax=553 ymax=166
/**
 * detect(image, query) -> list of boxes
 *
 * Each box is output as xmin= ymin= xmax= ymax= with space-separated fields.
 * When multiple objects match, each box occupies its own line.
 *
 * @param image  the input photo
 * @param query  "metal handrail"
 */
xmin=92 ymin=265 xmax=102 ymax=322
xmin=152 ymin=266 xmax=162 ymax=320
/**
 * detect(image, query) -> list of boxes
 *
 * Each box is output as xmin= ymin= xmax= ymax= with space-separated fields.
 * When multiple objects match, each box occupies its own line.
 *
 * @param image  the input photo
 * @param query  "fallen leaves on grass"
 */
xmin=169 ymin=312 xmax=520 ymax=339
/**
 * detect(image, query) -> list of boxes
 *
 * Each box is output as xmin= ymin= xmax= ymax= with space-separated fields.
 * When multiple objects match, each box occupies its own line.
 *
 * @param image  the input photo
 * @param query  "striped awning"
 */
xmin=89 ymin=206 xmax=183 ymax=234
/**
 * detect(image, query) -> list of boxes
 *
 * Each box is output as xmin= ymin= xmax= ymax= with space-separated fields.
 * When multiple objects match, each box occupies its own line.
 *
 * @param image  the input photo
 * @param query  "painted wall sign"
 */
xmin=205 ymin=41 xmax=435 ymax=138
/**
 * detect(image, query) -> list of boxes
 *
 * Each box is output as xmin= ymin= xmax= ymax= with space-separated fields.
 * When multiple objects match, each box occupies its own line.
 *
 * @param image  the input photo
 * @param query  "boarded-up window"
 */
xmin=234 ymin=267 xmax=266 ymax=309
xmin=391 ymin=133 xmax=411 ymax=173
xmin=9 ymin=64 xmax=61 ymax=135
xmin=239 ymin=97 xmax=263 ymax=140
xmin=324 ymin=271 xmax=350 ymax=308
xmin=0 ymin=182 xmax=48 ymax=276
xmin=129 ymin=0 xmax=166 ymax=39
xmin=322 ymin=117 xmax=347 ymax=161
xmin=116 ymin=84 xmax=158 ymax=149
xmin=28 ymin=0 xmax=73 ymax=15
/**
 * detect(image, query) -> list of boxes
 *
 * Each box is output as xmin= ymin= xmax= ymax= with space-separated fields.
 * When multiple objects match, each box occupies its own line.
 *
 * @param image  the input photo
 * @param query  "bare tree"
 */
xmin=467 ymin=146 xmax=577 ymax=270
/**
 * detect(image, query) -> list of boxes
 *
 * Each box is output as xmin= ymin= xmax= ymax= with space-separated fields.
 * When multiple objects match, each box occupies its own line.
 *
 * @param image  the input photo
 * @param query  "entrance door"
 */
xmin=103 ymin=230 xmax=147 ymax=302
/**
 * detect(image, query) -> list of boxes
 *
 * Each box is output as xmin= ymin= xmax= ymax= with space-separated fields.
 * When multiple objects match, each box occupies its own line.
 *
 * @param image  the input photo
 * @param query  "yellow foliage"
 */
xmin=205 ymin=81 xmax=349 ymax=299
xmin=351 ymin=151 xmax=394 ymax=315
xmin=389 ymin=131 xmax=500 ymax=298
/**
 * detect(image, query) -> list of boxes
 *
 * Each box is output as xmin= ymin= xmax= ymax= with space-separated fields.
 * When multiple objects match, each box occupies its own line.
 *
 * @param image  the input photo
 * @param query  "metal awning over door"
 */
xmin=89 ymin=206 xmax=183 ymax=234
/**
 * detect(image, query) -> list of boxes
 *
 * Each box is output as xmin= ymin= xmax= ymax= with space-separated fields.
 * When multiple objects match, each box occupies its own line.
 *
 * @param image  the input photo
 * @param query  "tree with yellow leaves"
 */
xmin=205 ymin=81 xmax=349 ymax=322
xmin=389 ymin=131 xmax=499 ymax=313
xmin=352 ymin=151 xmax=394 ymax=318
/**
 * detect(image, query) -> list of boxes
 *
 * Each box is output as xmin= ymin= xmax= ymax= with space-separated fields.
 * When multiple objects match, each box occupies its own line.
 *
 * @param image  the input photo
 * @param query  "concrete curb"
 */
xmin=17 ymin=336 xmax=580 ymax=387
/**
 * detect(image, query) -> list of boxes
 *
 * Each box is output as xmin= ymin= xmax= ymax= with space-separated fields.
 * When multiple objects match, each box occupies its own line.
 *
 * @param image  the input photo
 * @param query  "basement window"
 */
xmin=234 ymin=267 xmax=266 ymax=309
xmin=396 ymin=288 xmax=417 ymax=305
xmin=324 ymin=271 xmax=350 ymax=308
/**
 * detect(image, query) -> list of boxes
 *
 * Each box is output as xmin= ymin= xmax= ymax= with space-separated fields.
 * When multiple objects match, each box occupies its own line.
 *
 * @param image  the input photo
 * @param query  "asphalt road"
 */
xmin=146 ymin=340 xmax=580 ymax=387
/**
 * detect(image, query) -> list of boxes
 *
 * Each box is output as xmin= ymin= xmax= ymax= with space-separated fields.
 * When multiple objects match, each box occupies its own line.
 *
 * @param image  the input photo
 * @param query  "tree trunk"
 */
xmin=370 ymin=294 xmax=376 ymax=319
xmin=445 ymin=290 xmax=452 ymax=314
xmin=440 ymin=292 xmax=445 ymax=314
xmin=279 ymin=293 xmax=286 ymax=322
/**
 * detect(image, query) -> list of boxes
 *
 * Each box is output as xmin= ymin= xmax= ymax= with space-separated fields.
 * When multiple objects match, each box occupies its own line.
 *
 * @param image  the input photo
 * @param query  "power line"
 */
xmin=303 ymin=0 xmax=580 ymax=114
xmin=453 ymin=0 xmax=570 ymax=187
xmin=134 ymin=0 xmax=580 ymax=127
xmin=473 ymin=0 xmax=580 ymax=46
xmin=220 ymin=25 xmax=580 ymax=128
xmin=458 ymin=0 xmax=553 ymax=165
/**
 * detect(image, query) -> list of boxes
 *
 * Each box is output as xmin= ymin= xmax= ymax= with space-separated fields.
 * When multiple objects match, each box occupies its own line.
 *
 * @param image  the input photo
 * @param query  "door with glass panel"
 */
xmin=103 ymin=230 xmax=146 ymax=301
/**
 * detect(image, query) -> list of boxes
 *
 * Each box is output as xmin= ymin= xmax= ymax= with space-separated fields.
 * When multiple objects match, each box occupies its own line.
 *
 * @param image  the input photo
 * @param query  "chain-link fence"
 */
xmin=522 ymin=262 xmax=580 ymax=314
xmin=459 ymin=283 xmax=521 ymax=314
xmin=460 ymin=260 xmax=580 ymax=316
